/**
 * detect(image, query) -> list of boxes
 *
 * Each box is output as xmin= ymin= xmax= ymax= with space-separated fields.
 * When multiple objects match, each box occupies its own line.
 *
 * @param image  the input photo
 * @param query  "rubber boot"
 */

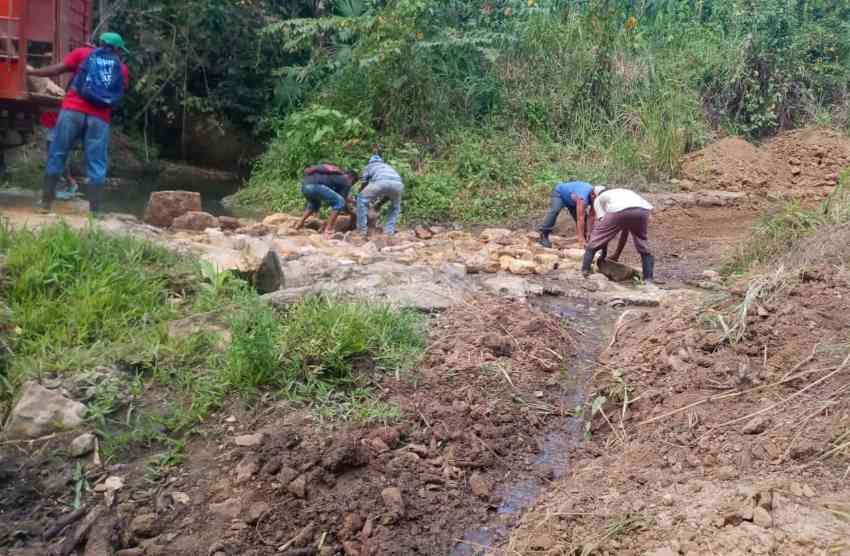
xmin=538 ymin=231 xmax=552 ymax=248
xmin=581 ymin=247 xmax=599 ymax=277
xmin=37 ymin=175 xmax=59 ymax=212
xmin=641 ymin=253 xmax=655 ymax=283
xmin=88 ymin=183 xmax=104 ymax=217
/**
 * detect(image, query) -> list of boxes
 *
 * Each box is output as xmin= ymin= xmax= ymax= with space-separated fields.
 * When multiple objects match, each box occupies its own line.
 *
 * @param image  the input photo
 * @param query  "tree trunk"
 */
xmin=98 ymin=0 xmax=109 ymax=32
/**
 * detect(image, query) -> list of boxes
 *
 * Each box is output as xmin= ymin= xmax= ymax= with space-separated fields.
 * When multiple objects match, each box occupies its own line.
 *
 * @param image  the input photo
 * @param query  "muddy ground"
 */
xmin=3 ymin=127 xmax=850 ymax=556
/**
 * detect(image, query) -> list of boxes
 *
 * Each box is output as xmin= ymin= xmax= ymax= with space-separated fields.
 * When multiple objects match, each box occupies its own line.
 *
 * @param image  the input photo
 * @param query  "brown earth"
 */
xmin=1 ymin=297 xmax=593 ymax=556
xmin=681 ymin=127 xmax=850 ymax=195
xmin=504 ymin=225 xmax=850 ymax=555
xmin=4 ymin=126 xmax=850 ymax=556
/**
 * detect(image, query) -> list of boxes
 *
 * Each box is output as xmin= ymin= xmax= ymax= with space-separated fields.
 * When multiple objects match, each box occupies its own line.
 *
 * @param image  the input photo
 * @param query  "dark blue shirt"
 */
xmin=554 ymin=181 xmax=593 ymax=209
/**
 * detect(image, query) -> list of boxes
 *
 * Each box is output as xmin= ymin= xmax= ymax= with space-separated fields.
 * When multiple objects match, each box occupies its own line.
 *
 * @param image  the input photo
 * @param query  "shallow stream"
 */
xmin=453 ymin=298 xmax=615 ymax=555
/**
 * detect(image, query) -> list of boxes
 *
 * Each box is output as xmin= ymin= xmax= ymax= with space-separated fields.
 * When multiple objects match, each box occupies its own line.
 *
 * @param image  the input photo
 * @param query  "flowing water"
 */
xmin=453 ymin=298 xmax=614 ymax=555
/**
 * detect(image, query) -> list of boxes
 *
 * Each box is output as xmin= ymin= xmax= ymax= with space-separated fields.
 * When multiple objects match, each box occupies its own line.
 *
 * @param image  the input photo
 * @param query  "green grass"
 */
xmin=728 ymin=168 xmax=850 ymax=272
xmin=0 ymin=222 xmax=427 ymax=461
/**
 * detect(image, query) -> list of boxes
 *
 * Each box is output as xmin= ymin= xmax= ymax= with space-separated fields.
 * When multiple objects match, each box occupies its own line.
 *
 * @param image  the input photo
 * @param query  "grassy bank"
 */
xmin=728 ymin=168 xmax=850 ymax=272
xmin=0 ymin=222 xmax=425 ymax=459
xmin=226 ymin=0 xmax=850 ymax=223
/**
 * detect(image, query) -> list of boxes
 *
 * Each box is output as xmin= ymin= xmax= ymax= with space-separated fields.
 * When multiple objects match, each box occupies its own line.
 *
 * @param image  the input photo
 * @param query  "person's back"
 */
xmin=594 ymin=188 xmax=653 ymax=219
xmin=554 ymin=181 xmax=593 ymax=208
xmin=362 ymin=160 xmax=402 ymax=186
xmin=303 ymin=164 xmax=354 ymax=197
xmin=62 ymin=45 xmax=129 ymax=124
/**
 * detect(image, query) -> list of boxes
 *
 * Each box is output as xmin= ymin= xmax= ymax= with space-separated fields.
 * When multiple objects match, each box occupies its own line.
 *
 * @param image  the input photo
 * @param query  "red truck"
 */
xmin=0 ymin=0 xmax=93 ymax=142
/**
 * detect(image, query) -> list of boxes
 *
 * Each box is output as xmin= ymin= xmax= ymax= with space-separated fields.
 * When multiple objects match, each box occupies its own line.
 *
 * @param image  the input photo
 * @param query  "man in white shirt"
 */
xmin=581 ymin=187 xmax=656 ymax=282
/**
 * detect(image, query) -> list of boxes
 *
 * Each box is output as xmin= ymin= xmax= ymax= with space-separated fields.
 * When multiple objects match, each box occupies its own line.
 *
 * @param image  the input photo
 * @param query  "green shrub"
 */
xmin=279 ymin=296 xmax=426 ymax=385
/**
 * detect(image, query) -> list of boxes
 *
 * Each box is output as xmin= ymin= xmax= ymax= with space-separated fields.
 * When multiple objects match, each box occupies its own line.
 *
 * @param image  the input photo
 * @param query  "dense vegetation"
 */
xmin=110 ymin=0 xmax=850 ymax=222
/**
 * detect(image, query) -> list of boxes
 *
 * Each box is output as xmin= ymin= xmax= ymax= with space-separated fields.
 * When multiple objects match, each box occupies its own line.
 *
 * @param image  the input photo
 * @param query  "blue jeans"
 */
xmin=539 ymin=191 xmax=577 ymax=234
xmin=301 ymin=183 xmax=346 ymax=211
xmin=357 ymin=181 xmax=403 ymax=234
xmin=46 ymin=109 xmax=110 ymax=187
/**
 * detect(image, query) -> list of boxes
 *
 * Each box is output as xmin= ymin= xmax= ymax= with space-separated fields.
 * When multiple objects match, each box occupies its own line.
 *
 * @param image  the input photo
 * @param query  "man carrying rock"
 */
xmin=356 ymin=155 xmax=404 ymax=237
xmin=294 ymin=163 xmax=358 ymax=238
xmin=27 ymin=32 xmax=130 ymax=215
xmin=538 ymin=180 xmax=600 ymax=248
xmin=581 ymin=188 xmax=656 ymax=283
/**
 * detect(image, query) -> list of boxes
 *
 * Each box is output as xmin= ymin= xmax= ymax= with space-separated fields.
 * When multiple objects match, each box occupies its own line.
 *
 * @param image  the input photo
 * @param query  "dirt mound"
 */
xmin=682 ymin=137 xmax=786 ymax=192
xmin=766 ymin=127 xmax=850 ymax=188
xmin=681 ymin=127 xmax=850 ymax=194
xmin=505 ymin=240 xmax=850 ymax=554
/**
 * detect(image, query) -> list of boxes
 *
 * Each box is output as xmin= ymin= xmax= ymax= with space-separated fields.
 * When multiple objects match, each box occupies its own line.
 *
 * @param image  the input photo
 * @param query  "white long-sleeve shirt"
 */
xmin=593 ymin=189 xmax=653 ymax=220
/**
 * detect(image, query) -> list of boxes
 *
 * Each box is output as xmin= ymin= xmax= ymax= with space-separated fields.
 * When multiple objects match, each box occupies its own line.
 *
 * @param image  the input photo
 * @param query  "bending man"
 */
xmin=295 ymin=163 xmax=358 ymax=238
xmin=581 ymin=188 xmax=656 ymax=283
xmin=356 ymin=155 xmax=404 ymax=236
xmin=538 ymin=180 xmax=599 ymax=248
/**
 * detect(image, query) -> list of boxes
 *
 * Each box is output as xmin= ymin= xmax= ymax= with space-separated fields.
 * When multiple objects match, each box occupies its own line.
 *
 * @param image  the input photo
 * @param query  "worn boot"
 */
xmin=641 ymin=253 xmax=655 ymax=283
xmin=581 ymin=247 xmax=599 ymax=278
xmin=37 ymin=175 xmax=59 ymax=212
xmin=87 ymin=183 xmax=104 ymax=217
xmin=538 ymin=231 xmax=552 ymax=248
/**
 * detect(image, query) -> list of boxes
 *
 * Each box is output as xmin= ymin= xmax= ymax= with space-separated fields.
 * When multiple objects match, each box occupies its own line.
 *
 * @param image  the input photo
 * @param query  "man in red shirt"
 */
xmin=27 ymin=32 xmax=129 ymax=214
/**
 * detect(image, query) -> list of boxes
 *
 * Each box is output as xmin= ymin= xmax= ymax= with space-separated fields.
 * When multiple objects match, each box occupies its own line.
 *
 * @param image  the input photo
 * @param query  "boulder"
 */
xmin=217 ymin=216 xmax=242 ymax=230
xmin=482 ymin=274 xmax=543 ymax=299
xmin=464 ymin=252 xmax=500 ymax=274
xmin=334 ymin=214 xmax=356 ymax=233
xmin=533 ymin=253 xmax=560 ymax=274
xmin=4 ymin=382 xmax=86 ymax=439
xmin=252 ymin=250 xmax=285 ymax=294
xmin=500 ymin=257 xmax=536 ymax=276
xmin=262 ymin=213 xmax=293 ymax=227
xmin=172 ymin=211 xmax=220 ymax=231
xmin=414 ymin=226 xmax=434 ymax=240
xmin=480 ymin=228 xmax=513 ymax=244
xmin=144 ymin=191 xmax=202 ymax=227
xmin=597 ymin=259 xmax=639 ymax=282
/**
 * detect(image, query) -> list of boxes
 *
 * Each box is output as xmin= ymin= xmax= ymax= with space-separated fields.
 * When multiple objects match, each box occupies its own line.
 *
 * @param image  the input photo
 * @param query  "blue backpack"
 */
xmin=73 ymin=48 xmax=125 ymax=108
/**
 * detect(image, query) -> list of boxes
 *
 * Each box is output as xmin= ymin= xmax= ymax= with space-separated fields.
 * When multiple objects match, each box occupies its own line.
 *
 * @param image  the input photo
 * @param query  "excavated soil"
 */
xmin=681 ymin=127 xmax=850 ymax=194
xmin=2 ymin=296 xmax=593 ymax=556
xmin=504 ymin=226 xmax=850 ymax=555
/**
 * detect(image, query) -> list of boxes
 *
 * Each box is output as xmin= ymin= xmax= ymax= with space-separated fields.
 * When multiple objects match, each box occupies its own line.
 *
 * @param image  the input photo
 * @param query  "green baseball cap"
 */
xmin=100 ymin=32 xmax=128 ymax=53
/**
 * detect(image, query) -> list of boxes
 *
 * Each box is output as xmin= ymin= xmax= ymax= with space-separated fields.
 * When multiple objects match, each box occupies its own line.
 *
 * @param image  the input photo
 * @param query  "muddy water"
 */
xmin=0 ymin=171 xmax=239 ymax=218
xmin=453 ymin=298 xmax=615 ymax=555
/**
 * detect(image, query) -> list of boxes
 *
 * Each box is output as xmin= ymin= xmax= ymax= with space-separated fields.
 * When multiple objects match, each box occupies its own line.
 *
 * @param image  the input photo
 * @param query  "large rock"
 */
xmin=597 ymin=259 xmax=639 ymax=282
xmin=334 ymin=214 xmax=356 ymax=233
xmin=143 ymin=191 xmax=202 ymax=228
xmin=480 ymin=228 xmax=513 ymax=245
xmin=482 ymin=274 xmax=543 ymax=299
xmin=252 ymin=250 xmax=284 ymax=294
xmin=4 ymin=382 xmax=86 ymax=439
xmin=172 ymin=211 xmax=220 ymax=231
